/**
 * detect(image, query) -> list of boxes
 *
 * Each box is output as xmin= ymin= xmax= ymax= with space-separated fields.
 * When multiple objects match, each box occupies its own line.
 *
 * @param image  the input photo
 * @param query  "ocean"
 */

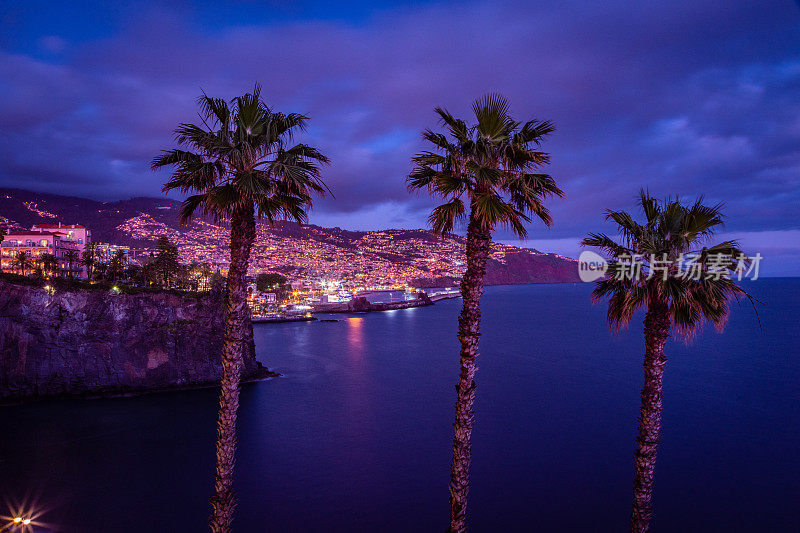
xmin=0 ymin=279 xmax=798 ymax=532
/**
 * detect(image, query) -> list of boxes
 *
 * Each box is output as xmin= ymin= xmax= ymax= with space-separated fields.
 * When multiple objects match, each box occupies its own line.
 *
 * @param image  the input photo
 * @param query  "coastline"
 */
xmin=0 ymin=367 xmax=279 ymax=406
xmin=311 ymin=294 xmax=437 ymax=314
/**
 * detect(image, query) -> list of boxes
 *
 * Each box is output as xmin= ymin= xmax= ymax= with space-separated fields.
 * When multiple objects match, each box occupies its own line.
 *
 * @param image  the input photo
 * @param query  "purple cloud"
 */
xmin=0 ymin=0 xmax=798 ymax=257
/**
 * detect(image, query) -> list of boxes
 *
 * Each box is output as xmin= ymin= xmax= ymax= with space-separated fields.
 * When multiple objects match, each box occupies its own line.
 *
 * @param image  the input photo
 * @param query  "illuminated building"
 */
xmin=1 ymin=228 xmax=83 ymax=277
xmin=31 ymin=223 xmax=92 ymax=277
xmin=94 ymin=243 xmax=130 ymax=265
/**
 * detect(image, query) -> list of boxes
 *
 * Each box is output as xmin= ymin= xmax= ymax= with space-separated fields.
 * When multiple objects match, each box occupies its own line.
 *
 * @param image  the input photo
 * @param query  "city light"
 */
xmin=2 ymin=501 xmax=44 ymax=532
xmin=110 ymin=216 xmax=542 ymax=290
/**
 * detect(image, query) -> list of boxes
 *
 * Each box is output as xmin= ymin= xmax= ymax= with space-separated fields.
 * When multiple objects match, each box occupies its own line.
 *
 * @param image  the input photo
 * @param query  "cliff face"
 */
xmin=0 ymin=280 xmax=269 ymax=402
xmin=484 ymin=252 xmax=580 ymax=285
xmin=412 ymin=252 xmax=580 ymax=288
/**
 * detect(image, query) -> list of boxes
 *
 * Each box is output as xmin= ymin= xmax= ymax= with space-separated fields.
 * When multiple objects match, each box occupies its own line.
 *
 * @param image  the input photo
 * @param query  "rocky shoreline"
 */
xmin=0 ymin=279 xmax=274 ymax=403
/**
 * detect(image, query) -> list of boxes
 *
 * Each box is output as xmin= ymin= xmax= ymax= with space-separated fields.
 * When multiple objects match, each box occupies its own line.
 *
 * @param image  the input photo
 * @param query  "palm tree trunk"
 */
xmin=630 ymin=302 xmax=671 ymax=532
xmin=448 ymin=213 xmax=492 ymax=533
xmin=209 ymin=205 xmax=256 ymax=533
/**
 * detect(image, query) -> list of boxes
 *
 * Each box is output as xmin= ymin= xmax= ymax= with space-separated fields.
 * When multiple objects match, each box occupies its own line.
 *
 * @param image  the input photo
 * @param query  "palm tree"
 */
xmin=152 ymin=84 xmax=329 ymax=532
xmin=108 ymin=250 xmax=126 ymax=283
xmin=94 ymin=261 xmax=108 ymax=282
xmin=582 ymin=190 xmax=756 ymax=532
xmin=40 ymin=253 xmax=58 ymax=278
xmin=82 ymin=242 xmax=97 ymax=280
xmin=13 ymin=251 xmax=33 ymax=276
xmin=408 ymin=93 xmax=562 ymax=532
xmin=62 ymin=249 xmax=79 ymax=279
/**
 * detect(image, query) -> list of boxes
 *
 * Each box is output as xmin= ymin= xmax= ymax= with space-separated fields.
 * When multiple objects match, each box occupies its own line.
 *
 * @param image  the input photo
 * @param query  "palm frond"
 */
xmin=178 ymin=194 xmax=208 ymax=225
xmin=586 ymin=194 xmax=758 ymax=339
xmin=412 ymin=95 xmax=559 ymax=238
xmin=472 ymin=93 xmax=512 ymax=142
xmin=428 ymin=197 xmax=466 ymax=235
xmin=433 ymin=107 xmax=469 ymax=143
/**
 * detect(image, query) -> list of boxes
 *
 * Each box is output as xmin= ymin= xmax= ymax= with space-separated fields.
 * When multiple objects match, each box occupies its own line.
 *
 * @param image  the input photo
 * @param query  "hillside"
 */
xmin=0 ymin=188 xmax=579 ymax=286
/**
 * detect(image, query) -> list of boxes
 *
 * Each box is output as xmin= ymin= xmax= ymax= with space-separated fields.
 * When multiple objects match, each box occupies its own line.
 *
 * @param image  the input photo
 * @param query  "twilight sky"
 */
xmin=1 ymin=1 xmax=799 ymax=274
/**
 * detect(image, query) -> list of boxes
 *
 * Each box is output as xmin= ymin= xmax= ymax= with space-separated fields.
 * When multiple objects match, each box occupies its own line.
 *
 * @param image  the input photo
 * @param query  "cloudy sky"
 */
xmin=1 ymin=1 xmax=799 ymax=274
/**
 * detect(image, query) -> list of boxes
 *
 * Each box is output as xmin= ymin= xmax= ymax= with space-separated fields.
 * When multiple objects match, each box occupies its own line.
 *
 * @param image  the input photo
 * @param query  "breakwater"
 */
xmin=311 ymin=294 xmax=434 ymax=313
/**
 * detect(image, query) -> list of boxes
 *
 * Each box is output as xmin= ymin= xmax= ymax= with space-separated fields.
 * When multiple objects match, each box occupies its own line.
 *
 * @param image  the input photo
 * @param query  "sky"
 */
xmin=1 ymin=1 xmax=799 ymax=274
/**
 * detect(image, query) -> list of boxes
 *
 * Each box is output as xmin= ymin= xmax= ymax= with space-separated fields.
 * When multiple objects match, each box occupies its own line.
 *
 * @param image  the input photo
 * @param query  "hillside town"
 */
xmin=0 ymin=217 xmax=462 ymax=317
xmin=115 ymin=211 xmax=572 ymax=287
xmin=2 ymin=212 xmax=577 ymax=320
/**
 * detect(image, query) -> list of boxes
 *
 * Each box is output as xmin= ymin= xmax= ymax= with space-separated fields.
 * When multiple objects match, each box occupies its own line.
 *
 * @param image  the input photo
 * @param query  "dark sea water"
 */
xmin=1 ymin=279 xmax=798 ymax=532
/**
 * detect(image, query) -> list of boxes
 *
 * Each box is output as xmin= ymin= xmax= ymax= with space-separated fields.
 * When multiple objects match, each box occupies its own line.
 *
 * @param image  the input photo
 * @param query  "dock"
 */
xmin=252 ymin=315 xmax=317 ymax=324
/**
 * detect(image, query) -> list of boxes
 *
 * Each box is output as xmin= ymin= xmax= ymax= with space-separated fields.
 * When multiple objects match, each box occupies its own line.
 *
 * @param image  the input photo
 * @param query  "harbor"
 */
xmin=251 ymin=287 xmax=462 ymax=321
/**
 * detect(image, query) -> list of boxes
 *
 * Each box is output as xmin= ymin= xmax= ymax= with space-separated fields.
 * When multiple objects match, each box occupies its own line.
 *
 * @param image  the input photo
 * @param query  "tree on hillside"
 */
xmin=124 ymin=264 xmax=143 ymax=286
xmin=152 ymin=236 xmax=180 ymax=288
xmin=256 ymin=272 xmax=287 ymax=292
xmin=40 ymin=253 xmax=58 ymax=278
xmin=186 ymin=262 xmax=214 ymax=291
xmin=82 ymin=242 xmax=98 ymax=280
xmin=108 ymin=250 xmax=126 ymax=283
xmin=13 ymin=251 xmax=33 ymax=277
xmin=582 ymin=191 xmax=757 ymax=532
xmin=152 ymin=84 xmax=329 ymax=532
xmin=93 ymin=261 xmax=108 ymax=282
xmin=408 ymin=93 xmax=562 ymax=532
xmin=62 ymin=249 xmax=79 ymax=279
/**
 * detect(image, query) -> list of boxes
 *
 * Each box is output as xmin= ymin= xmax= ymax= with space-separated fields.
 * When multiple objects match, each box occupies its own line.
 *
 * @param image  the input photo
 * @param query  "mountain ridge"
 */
xmin=0 ymin=187 xmax=579 ymax=286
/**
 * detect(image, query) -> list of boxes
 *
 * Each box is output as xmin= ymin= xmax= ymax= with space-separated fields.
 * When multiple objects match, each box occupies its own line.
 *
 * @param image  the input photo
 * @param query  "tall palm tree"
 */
xmin=14 ymin=251 xmax=33 ymax=276
xmin=62 ymin=249 xmax=79 ymax=279
xmin=408 ymin=93 xmax=562 ymax=532
xmin=152 ymin=84 xmax=329 ymax=533
xmin=582 ymin=190 xmax=756 ymax=532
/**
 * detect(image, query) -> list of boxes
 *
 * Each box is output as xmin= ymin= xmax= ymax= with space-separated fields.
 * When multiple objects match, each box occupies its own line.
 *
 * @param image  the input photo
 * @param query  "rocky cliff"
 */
xmin=483 ymin=251 xmax=580 ymax=285
xmin=412 ymin=252 xmax=580 ymax=288
xmin=0 ymin=280 xmax=270 ymax=402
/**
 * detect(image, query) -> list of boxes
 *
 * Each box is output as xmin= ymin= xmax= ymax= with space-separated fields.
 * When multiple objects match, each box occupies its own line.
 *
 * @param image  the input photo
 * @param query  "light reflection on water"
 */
xmin=0 ymin=281 xmax=797 ymax=532
xmin=346 ymin=316 xmax=365 ymax=356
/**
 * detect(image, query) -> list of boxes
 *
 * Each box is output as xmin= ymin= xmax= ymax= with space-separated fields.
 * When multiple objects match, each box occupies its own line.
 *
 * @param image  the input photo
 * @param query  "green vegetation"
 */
xmin=151 ymin=235 xmax=181 ymax=287
xmin=62 ymin=249 xmax=79 ymax=279
xmin=0 ymin=270 xmax=209 ymax=298
xmin=582 ymin=191 xmax=755 ymax=532
xmin=152 ymin=83 xmax=329 ymax=532
xmin=0 ymin=87 xmax=760 ymax=533
xmin=408 ymin=93 xmax=561 ymax=532
xmin=82 ymin=242 xmax=97 ymax=279
xmin=40 ymin=253 xmax=58 ymax=277
xmin=13 ymin=250 xmax=33 ymax=277
xmin=255 ymin=272 xmax=287 ymax=291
